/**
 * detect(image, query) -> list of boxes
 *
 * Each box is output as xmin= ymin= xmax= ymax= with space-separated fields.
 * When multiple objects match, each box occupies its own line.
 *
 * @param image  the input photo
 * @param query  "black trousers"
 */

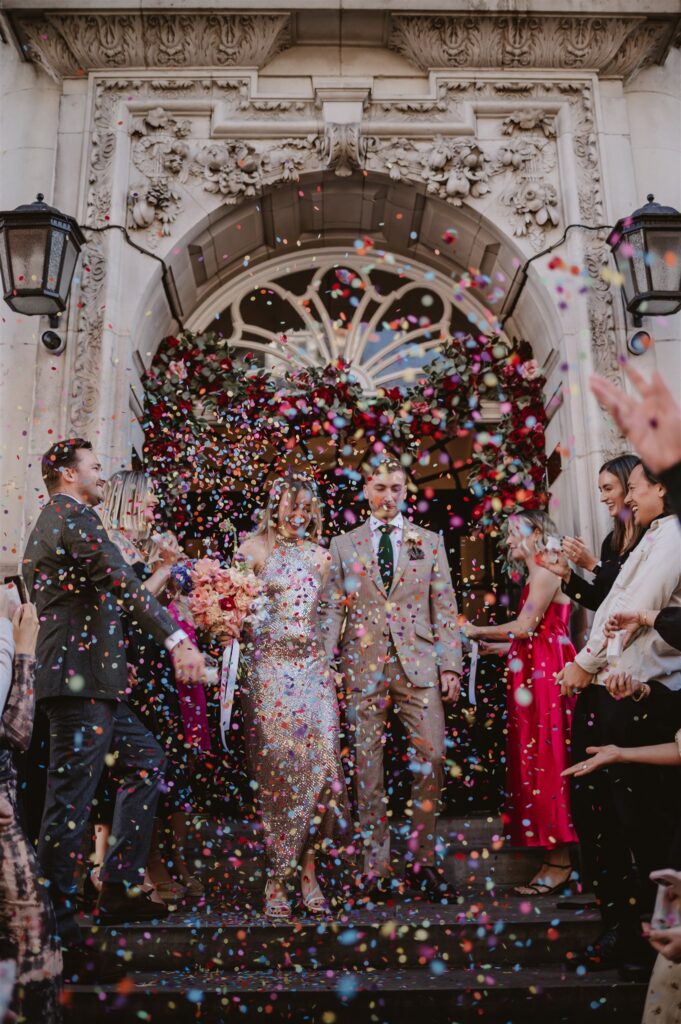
xmin=37 ymin=697 xmax=166 ymax=945
xmin=570 ymin=682 xmax=681 ymax=940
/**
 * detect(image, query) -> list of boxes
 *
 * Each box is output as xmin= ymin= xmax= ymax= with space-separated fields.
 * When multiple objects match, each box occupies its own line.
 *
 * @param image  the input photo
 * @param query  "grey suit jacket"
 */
xmin=319 ymin=519 xmax=462 ymax=688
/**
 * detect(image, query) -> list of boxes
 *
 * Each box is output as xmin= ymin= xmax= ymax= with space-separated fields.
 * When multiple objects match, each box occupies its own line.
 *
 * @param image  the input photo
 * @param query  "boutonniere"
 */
xmin=405 ymin=529 xmax=425 ymax=560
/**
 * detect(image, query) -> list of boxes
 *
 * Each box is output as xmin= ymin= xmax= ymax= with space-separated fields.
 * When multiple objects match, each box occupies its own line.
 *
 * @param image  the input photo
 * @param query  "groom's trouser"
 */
xmin=37 ymin=696 xmax=166 ymax=946
xmin=346 ymin=643 xmax=445 ymax=876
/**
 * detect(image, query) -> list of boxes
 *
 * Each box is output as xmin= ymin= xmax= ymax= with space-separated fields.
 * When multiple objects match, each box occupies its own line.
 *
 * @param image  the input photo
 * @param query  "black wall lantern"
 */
xmin=0 ymin=194 xmax=85 ymax=316
xmin=607 ymin=195 xmax=681 ymax=320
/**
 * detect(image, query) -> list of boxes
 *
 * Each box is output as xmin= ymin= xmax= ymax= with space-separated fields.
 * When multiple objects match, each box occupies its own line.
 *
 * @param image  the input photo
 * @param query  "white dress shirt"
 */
xmin=369 ymin=512 xmax=403 ymax=573
xmin=575 ymin=515 xmax=681 ymax=689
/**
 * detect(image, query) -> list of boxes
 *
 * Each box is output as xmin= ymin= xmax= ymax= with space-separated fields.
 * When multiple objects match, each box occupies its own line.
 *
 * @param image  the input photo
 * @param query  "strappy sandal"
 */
xmin=264 ymin=879 xmax=292 ymax=920
xmin=514 ymin=861 xmax=573 ymax=897
xmin=301 ymin=878 xmax=330 ymax=916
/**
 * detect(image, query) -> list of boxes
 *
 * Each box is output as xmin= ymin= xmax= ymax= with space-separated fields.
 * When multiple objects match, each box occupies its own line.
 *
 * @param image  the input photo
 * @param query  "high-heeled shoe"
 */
xmin=264 ymin=879 xmax=292 ymax=920
xmin=301 ymin=877 xmax=330 ymax=916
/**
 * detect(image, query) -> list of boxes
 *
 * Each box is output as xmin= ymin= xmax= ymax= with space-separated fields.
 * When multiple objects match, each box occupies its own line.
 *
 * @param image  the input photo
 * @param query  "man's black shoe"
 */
xmin=566 ymin=927 xmax=619 ymax=972
xmin=404 ymin=864 xmax=458 ymax=902
xmin=355 ymin=875 xmax=397 ymax=904
xmin=94 ymin=882 xmax=170 ymax=925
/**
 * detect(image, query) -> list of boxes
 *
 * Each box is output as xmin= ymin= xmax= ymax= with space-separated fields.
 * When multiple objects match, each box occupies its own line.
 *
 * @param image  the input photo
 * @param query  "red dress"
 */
xmin=504 ymin=588 xmax=578 ymax=848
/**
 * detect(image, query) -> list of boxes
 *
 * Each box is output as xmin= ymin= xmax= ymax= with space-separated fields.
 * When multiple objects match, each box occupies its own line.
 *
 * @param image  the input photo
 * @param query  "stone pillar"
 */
xmin=0 ymin=41 xmax=60 ymax=576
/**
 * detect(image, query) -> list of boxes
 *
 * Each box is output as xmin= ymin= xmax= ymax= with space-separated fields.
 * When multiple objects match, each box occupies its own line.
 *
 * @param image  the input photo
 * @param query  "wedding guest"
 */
xmin=591 ymin=366 xmax=681 ymax=522
xmin=99 ymin=469 xmax=206 ymax=899
xmin=557 ymin=463 xmax=681 ymax=976
xmin=22 ymin=439 xmax=206 ymax=955
xmin=562 ymin=714 xmax=681 ymax=1023
xmin=541 ymin=454 xmax=642 ymax=610
xmin=237 ymin=475 xmax=353 ymax=919
xmin=0 ymin=590 xmax=62 ymax=1022
xmin=465 ymin=510 xmax=577 ymax=895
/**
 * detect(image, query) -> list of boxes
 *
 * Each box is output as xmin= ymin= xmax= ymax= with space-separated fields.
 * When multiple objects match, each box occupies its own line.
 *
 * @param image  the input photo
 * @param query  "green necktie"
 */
xmin=377 ymin=524 xmax=394 ymax=592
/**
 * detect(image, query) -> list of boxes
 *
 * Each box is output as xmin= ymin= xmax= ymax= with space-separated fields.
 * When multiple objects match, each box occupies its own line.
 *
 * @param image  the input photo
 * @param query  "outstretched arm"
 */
xmin=61 ymin=507 xmax=205 ymax=683
xmin=62 ymin=507 xmax=178 ymax=645
xmin=563 ymin=737 xmax=681 ymax=777
xmin=466 ymin=568 xmax=560 ymax=642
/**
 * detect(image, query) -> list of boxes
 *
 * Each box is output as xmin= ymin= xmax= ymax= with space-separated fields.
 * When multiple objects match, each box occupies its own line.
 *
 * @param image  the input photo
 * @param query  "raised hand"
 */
xmin=536 ymin=548 xmax=571 ymax=581
xmin=561 ymin=536 xmax=598 ymax=572
xmin=590 ymin=365 xmax=681 ymax=475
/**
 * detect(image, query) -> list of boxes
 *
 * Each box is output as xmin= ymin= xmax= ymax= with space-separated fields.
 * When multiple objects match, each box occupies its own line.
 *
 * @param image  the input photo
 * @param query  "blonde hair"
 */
xmin=506 ymin=509 xmax=559 ymax=571
xmin=252 ymin=474 xmax=323 ymax=553
xmin=100 ymin=470 xmax=155 ymax=542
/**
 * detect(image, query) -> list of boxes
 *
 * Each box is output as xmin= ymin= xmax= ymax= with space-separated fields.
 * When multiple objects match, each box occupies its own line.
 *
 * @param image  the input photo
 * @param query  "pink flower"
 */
xmin=168 ymin=359 xmax=188 ymax=381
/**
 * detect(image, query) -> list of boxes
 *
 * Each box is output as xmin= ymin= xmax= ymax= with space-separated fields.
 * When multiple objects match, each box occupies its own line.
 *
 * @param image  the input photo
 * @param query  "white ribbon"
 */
xmin=467 ymin=640 xmax=479 ymax=706
xmin=219 ymin=640 xmax=240 ymax=751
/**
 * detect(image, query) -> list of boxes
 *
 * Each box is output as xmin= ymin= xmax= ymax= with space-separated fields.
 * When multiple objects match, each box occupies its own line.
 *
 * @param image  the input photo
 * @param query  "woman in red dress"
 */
xmin=465 ymin=510 xmax=578 ymax=896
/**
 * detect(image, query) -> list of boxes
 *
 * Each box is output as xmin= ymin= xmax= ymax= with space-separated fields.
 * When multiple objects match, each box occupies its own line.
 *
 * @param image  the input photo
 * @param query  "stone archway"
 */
xmin=132 ymin=171 xmax=564 ymax=375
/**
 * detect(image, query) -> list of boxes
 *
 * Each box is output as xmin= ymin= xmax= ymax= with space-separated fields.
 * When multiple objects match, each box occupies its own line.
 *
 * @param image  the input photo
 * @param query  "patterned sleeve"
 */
xmin=676 ymin=729 xmax=681 ymax=760
xmin=0 ymin=654 xmax=36 ymax=752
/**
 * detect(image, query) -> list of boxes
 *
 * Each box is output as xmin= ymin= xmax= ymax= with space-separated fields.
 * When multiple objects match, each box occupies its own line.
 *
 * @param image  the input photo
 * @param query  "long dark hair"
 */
xmin=640 ymin=464 xmax=674 ymax=516
xmin=599 ymin=454 xmax=642 ymax=555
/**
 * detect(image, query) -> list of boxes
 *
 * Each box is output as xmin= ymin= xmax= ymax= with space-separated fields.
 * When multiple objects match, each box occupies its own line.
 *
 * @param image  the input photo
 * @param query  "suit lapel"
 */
xmin=352 ymin=521 xmax=387 ymax=597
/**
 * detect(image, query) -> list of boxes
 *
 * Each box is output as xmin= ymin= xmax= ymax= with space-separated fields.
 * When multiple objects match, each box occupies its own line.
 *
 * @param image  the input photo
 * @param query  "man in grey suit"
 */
xmin=22 ymin=438 xmax=206 ymax=950
xmin=320 ymin=457 xmax=461 ymax=900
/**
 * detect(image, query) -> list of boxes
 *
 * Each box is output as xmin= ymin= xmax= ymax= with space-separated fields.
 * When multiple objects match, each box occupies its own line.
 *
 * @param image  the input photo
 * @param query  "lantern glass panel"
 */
xmin=646 ymin=230 xmax=681 ymax=293
xmin=46 ymin=229 xmax=66 ymax=292
xmin=57 ymin=237 xmax=79 ymax=304
xmin=8 ymin=227 xmax=48 ymax=291
xmin=0 ymin=234 xmax=10 ymax=295
xmin=626 ymin=227 xmax=648 ymax=295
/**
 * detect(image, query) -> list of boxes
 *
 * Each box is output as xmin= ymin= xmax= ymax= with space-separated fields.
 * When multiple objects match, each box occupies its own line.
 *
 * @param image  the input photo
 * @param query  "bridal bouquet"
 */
xmin=189 ymin=557 xmax=265 ymax=643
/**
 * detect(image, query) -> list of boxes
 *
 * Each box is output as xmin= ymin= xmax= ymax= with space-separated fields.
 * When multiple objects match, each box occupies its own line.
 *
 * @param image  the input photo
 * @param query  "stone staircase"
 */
xmin=62 ymin=816 xmax=649 ymax=1023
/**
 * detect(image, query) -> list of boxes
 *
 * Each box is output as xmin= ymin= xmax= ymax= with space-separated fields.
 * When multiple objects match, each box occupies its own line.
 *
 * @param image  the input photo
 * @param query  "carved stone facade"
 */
xmin=1 ymin=5 xmax=680 ymax=575
xmin=66 ymin=67 xmax=627 ymax=441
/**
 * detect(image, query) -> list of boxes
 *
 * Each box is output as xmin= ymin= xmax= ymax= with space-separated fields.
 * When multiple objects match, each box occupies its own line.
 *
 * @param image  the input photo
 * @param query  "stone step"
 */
xmin=83 ymin=896 xmax=601 ymax=972
xmin=183 ymin=815 xmax=552 ymax=890
xmin=63 ymin=964 xmax=647 ymax=1023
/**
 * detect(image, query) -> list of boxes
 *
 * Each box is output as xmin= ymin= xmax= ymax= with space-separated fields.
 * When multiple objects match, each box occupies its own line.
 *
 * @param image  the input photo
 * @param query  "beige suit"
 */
xmin=320 ymin=519 xmax=462 ymax=875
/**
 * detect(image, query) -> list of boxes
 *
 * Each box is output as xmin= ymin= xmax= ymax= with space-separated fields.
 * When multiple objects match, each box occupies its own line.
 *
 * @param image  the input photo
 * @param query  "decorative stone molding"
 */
xmin=72 ymin=72 xmax=625 ymax=439
xmin=389 ymin=15 xmax=676 ymax=81
xmin=13 ymin=13 xmax=291 ymax=81
xmin=321 ymin=124 xmax=367 ymax=178
xmin=70 ymin=241 xmax=107 ymax=433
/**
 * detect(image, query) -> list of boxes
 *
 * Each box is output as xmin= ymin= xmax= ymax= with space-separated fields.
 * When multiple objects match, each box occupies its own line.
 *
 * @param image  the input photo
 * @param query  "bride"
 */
xmin=236 ymin=474 xmax=353 ymax=919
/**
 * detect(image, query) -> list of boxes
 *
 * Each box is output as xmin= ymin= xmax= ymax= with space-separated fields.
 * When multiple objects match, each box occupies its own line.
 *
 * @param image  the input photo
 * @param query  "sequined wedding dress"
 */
xmin=240 ymin=537 xmax=353 ymax=877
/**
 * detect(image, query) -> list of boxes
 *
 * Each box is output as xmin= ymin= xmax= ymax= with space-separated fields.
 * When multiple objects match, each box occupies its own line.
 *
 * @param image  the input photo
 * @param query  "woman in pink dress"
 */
xmin=465 ymin=510 xmax=578 ymax=896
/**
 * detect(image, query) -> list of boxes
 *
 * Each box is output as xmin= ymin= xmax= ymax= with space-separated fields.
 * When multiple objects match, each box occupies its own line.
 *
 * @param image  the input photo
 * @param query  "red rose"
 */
xmin=219 ymin=595 xmax=236 ymax=612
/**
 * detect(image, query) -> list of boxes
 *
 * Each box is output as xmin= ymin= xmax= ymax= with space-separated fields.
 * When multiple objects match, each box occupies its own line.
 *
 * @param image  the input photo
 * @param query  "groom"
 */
xmin=321 ymin=457 xmax=462 ymax=900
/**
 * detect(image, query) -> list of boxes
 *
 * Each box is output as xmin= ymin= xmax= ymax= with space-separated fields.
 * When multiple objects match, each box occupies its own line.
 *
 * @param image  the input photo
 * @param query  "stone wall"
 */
xmin=1 ymin=6 xmax=679 ymax=575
